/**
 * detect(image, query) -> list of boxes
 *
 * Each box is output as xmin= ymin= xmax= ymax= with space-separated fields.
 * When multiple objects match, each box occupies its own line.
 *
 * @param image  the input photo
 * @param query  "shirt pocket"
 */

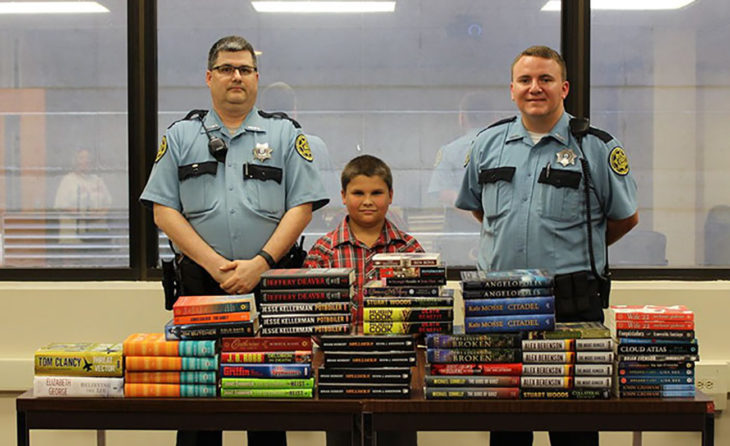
xmin=479 ymin=167 xmax=515 ymax=219
xmin=243 ymin=162 xmax=286 ymax=218
xmin=178 ymin=161 xmax=218 ymax=217
xmin=537 ymin=166 xmax=583 ymax=222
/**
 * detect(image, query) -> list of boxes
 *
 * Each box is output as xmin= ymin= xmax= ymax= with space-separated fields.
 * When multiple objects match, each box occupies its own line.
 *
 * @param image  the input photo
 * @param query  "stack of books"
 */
xmin=219 ymin=336 xmax=314 ymax=398
xmin=259 ymin=268 xmax=354 ymax=336
xmin=607 ymin=305 xmax=698 ymax=398
xmin=363 ymin=253 xmax=452 ymax=335
xmin=33 ymin=342 xmax=124 ymax=397
xmin=123 ymin=333 xmax=218 ymax=397
xmin=520 ymin=322 xmax=614 ymax=399
xmin=461 ymin=269 xmax=556 ymax=334
xmin=317 ymin=334 xmax=415 ymax=399
xmin=165 ymin=294 xmax=259 ymax=340
xmin=424 ymin=333 xmax=522 ymax=399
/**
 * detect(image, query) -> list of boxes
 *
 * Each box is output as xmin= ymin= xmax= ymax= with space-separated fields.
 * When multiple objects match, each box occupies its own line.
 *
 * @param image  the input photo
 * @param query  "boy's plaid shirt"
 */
xmin=303 ymin=216 xmax=423 ymax=322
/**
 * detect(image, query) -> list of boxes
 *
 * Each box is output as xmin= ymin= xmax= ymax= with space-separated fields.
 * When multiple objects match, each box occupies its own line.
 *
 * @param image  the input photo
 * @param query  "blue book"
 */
xmin=618 ymin=338 xmax=698 ymax=345
xmin=621 ymin=384 xmax=696 ymax=391
xmin=465 ymin=296 xmax=554 ymax=316
xmin=220 ymin=363 xmax=311 ymax=378
xmin=620 ymin=376 xmax=694 ymax=385
xmin=465 ymin=314 xmax=555 ymax=333
xmin=618 ymin=369 xmax=693 ymax=377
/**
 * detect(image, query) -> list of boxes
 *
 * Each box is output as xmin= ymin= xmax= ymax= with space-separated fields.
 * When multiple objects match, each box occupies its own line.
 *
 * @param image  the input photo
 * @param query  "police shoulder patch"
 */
xmin=155 ymin=136 xmax=167 ymax=163
xmin=609 ymin=146 xmax=629 ymax=176
xmin=463 ymin=149 xmax=471 ymax=168
xmin=434 ymin=148 xmax=444 ymax=168
xmin=295 ymin=134 xmax=314 ymax=162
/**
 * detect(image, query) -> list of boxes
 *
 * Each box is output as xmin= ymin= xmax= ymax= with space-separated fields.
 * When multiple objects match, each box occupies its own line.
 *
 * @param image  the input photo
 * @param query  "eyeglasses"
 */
xmin=211 ymin=64 xmax=258 ymax=76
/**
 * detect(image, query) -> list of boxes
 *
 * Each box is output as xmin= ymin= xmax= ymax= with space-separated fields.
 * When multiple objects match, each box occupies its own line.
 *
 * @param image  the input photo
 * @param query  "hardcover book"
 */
xmin=324 ymin=351 xmax=416 ymax=367
xmin=619 ymin=376 xmax=694 ymax=385
xmin=610 ymin=305 xmax=694 ymax=321
xmin=220 ymin=351 xmax=312 ymax=364
xmin=618 ymin=368 xmax=693 ymax=377
xmin=260 ymin=323 xmax=351 ymax=336
xmin=618 ymin=361 xmax=694 ymax=371
xmin=33 ymin=376 xmax=124 ymax=397
xmin=317 ymin=335 xmax=415 ymax=351
xmin=426 ymin=333 xmax=522 ymax=349
xmin=221 ymin=336 xmax=311 ymax=352
xmin=172 ymin=294 xmax=256 ymax=317
xmin=527 ymin=321 xmax=611 ymax=339
xmin=615 ymin=329 xmax=695 ymax=340
xmin=165 ymin=319 xmax=258 ymax=341
xmin=363 ymin=307 xmax=453 ymax=322
xmin=372 ymin=252 xmax=441 ymax=267
xmin=520 ymin=389 xmax=611 ymax=399
xmin=34 ymin=343 xmax=123 ymax=377
xmin=317 ymin=384 xmax=411 ymax=399
xmin=173 ymin=311 xmax=254 ymax=326
xmin=220 ymin=388 xmax=313 ymax=398
xmin=465 ymin=296 xmax=555 ymax=317
xmin=617 ymin=354 xmax=699 ymax=362
xmin=124 ymin=383 xmax=216 ymax=398
xmin=522 ymin=338 xmax=614 ymax=351
xmin=465 ymin=314 xmax=555 ymax=333
xmin=613 ymin=320 xmax=695 ymax=331
xmin=259 ymin=301 xmax=351 ymax=314
xmin=124 ymin=371 xmax=217 ymax=384
xmin=220 ymin=363 xmax=311 ymax=378
xmin=424 ymin=374 xmax=521 ymax=387
xmin=460 ymin=269 xmax=553 ymax=290
xmin=220 ymin=377 xmax=314 ymax=389
xmin=384 ymin=276 xmax=447 ymax=287
xmin=363 ymin=296 xmax=454 ymax=307
xmin=123 ymin=333 xmax=217 ymax=357
xmin=363 ymin=321 xmax=452 ymax=335
xmin=317 ymin=367 xmax=411 ymax=384
xmin=429 ymin=363 xmax=523 ymax=376
xmin=616 ymin=343 xmax=698 ymax=355
xmin=378 ymin=266 xmax=446 ymax=280
xmin=424 ymin=387 xmax=519 ymax=400
xmin=260 ymin=268 xmax=355 ymax=289
xmin=124 ymin=356 xmax=218 ymax=371
xmin=426 ymin=348 xmax=521 ymax=364
xmin=619 ymin=390 xmax=695 ymax=398
xmin=260 ymin=313 xmax=351 ymax=327
xmin=363 ymin=280 xmax=440 ymax=297
xmin=259 ymin=288 xmax=353 ymax=303
xmin=462 ymin=287 xmax=553 ymax=299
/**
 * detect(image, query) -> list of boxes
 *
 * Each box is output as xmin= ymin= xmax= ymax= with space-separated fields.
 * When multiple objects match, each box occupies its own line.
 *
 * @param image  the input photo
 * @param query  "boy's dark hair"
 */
xmin=341 ymin=155 xmax=393 ymax=192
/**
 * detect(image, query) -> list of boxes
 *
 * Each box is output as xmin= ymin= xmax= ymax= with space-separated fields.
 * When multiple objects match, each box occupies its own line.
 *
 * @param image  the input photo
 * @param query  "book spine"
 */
xmin=620 ymin=376 xmax=694 ymax=385
xmin=317 ymin=368 xmax=411 ymax=384
xmin=618 ymin=361 xmax=694 ymax=371
xmin=615 ymin=329 xmax=695 ymax=340
xmin=220 ymin=363 xmax=311 ymax=378
xmin=34 ymin=353 xmax=123 ymax=377
xmin=521 ymin=376 xmax=574 ymax=389
xmin=575 ymin=352 xmax=614 ymax=363
xmin=426 ymin=348 xmax=521 ymax=364
xmin=426 ymin=333 xmax=522 ymax=349
xmin=378 ymin=266 xmax=446 ymax=278
xmin=165 ymin=320 xmax=257 ymax=341
xmin=363 ymin=321 xmax=452 ymax=335
xmin=221 ymin=336 xmax=312 ymax=352
xmin=429 ymin=363 xmax=523 ymax=376
xmin=575 ymin=339 xmax=614 ymax=351
xmin=220 ymin=377 xmax=314 ymax=389
xmin=260 ymin=289 xmax=352 ymax=302
xmin=617 ymin=354 xmax=699 ymax=362
xmin=425 ymin=375 xmax=521 ymax=387
xmin=521 ymin=339 xmax=575 ymax=351
xmin=614 ymin=320 xmax=694 ymax=330
xmin=620 ymin=384 xmax=695 ymax=391
xmin=173 ymin=300 xmax=253 ymax=316
xmin=424 ymin=387 xmax=519 ymax=399
xmin=462 ymin=287 xmax=553 ymax=299
xmin=123 ymin=340 xmax=217 ymax=357
xmin=522 ymin=351 xmax=576 ymax=364
xmin=574 ymin=376 xmax=612 ymax=388
xmin=220 ymin=351 xmax=312 ymax=364
xmin=522 ymin=364 xmax=574 ymax=376
xmin=619 ymin=390 xmax=695 ymax=398
xmin=465 ymin=297 xmax=555 ymax=317
xmin=465 ymin=314 xmax=555 ymax=333
xmin=174 ymin=311 xmax=253 ymax=325
xmin=363 ymin=285 xmax=440 ymax=297
xmin=617 ymin=344 xmax=698 ymax=355
xmin=124 ymin=383 xmax=217 ymax=397
xmin=614 ymin=312 xmax=694 ymax=321
xmin=618 ymin=369 xmax=693 ymax=377
xmin=261 ymin=313 xmax=351 ymax=326
xmin=221 ymin=388 xmax=313 ymax=398
xmin=520 ymin=389 xmax=611 ymax=399
xmin=33 ymin=376 xmax=124 ymax=397
xmin=324 ymin=355 xmax=416 ymax=368
xmin=124 ymin=371 xmax=217 ymax=384
xmin=124 ymin=356 xmax=218 ymax=371
xmin=261 ymin=275 xmax=351 ymax=289
xmin=260 ymin=323 xmax=350 ymax=336
xmin=363 ymin=307 xmax=453 ymax=322
xmin=575 ymin=364 xmax=614 ymax=376
xmin=385 ymin=277 xmax=447 ymax=286
xmin=363 ymin=297 xmax=454 ymax=307
xmin=319 ymin=336 xmax=414 ymax=351
xmin=318 ymin=387 xmax=410 ymax=399
xmin=260 ymin=302 xmax=350 ymax=314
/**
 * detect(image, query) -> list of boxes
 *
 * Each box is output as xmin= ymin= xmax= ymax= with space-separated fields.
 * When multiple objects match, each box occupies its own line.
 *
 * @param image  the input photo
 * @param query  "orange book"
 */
xmin=173 ymin=311 xmax=253 ymax=326
xmin=124 ymin=383 xmax=216 ymax=397
xmin=124 ymin=371 xmax=217 ymax=384
xmin=124 ymin=356 xmax=218 ymax=371
xmin=123 ymin=333 xmax=216 ymax=357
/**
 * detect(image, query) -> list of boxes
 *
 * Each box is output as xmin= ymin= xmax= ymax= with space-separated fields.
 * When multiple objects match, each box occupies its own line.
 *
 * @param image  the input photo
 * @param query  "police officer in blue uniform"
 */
xmin=456 ymin=46 xmax=638 ymax=446
xmin=141 ymin=35 xmax=329 ymax=446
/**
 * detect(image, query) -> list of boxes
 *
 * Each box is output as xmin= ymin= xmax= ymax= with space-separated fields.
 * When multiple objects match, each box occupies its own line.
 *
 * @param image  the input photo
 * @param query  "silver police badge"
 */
xmin=556 ymin=148 xmax=577 ymax=167
xmin=253 ymin=142 xmax=273 ymax=161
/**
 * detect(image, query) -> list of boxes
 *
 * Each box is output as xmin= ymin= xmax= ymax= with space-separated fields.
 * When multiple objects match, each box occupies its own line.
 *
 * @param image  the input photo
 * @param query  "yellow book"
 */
xmin=35 ymin=343 xmax=123 ymax=377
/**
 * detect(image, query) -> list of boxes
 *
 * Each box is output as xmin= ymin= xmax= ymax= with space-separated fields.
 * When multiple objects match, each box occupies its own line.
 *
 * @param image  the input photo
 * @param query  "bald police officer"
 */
xmin=141 ymin=35 xmax=328 ymax=446
xmin=456 ymin=46 xmax=638 ymax=446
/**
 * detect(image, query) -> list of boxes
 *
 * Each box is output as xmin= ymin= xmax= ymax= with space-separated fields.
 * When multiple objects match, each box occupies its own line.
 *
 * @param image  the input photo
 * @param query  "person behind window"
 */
xmin=304 ymin=154 xmax=421 ymax=446
xmin=140 ymin=35 xmax=329 ymax=446
xmin=54 ymin=148 xmax=112 ymax=244
xmin=456 ymin=45 xmax=639 ymax=446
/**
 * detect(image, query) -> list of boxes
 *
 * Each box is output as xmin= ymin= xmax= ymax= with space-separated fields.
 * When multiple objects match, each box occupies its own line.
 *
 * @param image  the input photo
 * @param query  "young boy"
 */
xmin=304 ymin=154 xmax=424 ymax=324
xmin=304 ymin=154 xmax=421 ymax=446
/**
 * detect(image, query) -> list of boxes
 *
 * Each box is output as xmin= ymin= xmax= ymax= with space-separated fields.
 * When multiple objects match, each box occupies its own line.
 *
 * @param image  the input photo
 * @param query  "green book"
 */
xmin=221 ymin=377 xmax=314 ymax=389
xmin=220 ymin=387 xmax=313 ymax=398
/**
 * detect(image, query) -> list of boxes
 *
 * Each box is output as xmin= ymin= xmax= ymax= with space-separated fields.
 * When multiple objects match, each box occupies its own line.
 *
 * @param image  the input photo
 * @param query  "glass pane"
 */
xmin=592 ymin=0 xmax=730 ymax=267
xmin=156 ymin=0 xmax=559 ymax=267
xmin=0 ymin=2 xmax=128 ymax=268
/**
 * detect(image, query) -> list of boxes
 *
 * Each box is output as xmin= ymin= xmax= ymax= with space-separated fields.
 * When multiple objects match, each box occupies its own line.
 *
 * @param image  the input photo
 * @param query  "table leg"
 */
xmin=362 ymin=413 xmax=374 ymax=446
xmin=16 ymin=410 xmax=28 ymax=446
xmin=96 ymin=430 xmax=106 ymax=446
xmin=703 ymin=411 xmax=715 ymax=446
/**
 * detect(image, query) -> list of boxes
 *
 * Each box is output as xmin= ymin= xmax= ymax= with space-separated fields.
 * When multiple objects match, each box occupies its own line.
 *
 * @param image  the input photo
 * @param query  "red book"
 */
xmin=172 ymin=294 xmax=256 ymax=316
xmin=173 ymin=311 xmax=253 ymax=325
xmin=429 ymin=363 xmax=523 ymax=376
xmin=221 ymin=336 xmax=312 ymax=352
xmin=614 ymin=320 xmax=695 ymax=330
xmin=611 ymin=305 xmax=694 ymax=322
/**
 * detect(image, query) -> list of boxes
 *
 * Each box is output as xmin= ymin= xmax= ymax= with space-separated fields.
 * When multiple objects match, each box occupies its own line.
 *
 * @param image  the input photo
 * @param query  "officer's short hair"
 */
xmin=511 ymin=45 xmax=567 ymax=81
xmin=341 ymin=155 xmax=393 ymax=192
xmin=208 ymin=36 xmax=257 ymax=70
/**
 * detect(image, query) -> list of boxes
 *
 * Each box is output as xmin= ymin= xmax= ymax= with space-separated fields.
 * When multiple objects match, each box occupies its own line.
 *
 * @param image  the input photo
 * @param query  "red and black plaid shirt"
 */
xmin=303 ymin=216 xmax=423 ymax=323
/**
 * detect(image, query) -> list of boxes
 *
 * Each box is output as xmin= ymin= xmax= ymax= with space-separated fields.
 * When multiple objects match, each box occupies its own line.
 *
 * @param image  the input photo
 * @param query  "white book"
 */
xmin=34 ymin=375 xmax=124 ymax=397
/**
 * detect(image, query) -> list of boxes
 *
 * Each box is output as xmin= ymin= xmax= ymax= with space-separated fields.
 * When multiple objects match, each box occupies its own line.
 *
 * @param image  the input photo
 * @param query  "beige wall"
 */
xmin=1 ymin=281 xmax=728 ymax=446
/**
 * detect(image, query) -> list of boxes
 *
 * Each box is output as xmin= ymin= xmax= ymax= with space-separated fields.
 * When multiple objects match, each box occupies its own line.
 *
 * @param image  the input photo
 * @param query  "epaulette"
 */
xmin=258 ymin=110 xmax=301 ymax=129
xmin=588 ymin=126 xmax=614 ymax=143
xmin=167 ymin=109 xmax=208 ymax=129
xmin=476 ymin=116 xmax=517 ymax=138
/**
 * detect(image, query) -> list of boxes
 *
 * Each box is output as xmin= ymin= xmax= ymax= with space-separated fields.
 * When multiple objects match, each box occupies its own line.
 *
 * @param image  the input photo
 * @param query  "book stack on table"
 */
xmin=33 ymin=342 xmax=124 ymax=397
xmin=258 ymin=268 xmax=355 ymax=336
xmin=362 ymin=253 xmax=452 ymax=335
xmin=461 ymin=269 xmax=556 ymax=334
xmin=607 ymin=305 xmax=698 ymax=399
xmin=316 ymin=335 xmax=415 ymax=399
xmin=219 ymin=336 xmax=314 ymax=398
xmin=423 ymin=333 xmax=523 ymax=399
xmin=123 ymin=333 xmax=218 ymax=397
xmin=520 ymin=322 xmax=614 ymax=400
xmin=165 ymin=294 xmax=259 ymax=340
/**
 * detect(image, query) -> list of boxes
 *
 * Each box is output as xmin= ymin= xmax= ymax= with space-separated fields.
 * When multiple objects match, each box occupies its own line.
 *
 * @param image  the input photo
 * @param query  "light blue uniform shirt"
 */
xmin=141 ymin=107 xmax=329 ymax=260
xmin=455 ymin=112 xmax=637 ymax=274
xmin=428 ymin=128 xmax=481 ymax=195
